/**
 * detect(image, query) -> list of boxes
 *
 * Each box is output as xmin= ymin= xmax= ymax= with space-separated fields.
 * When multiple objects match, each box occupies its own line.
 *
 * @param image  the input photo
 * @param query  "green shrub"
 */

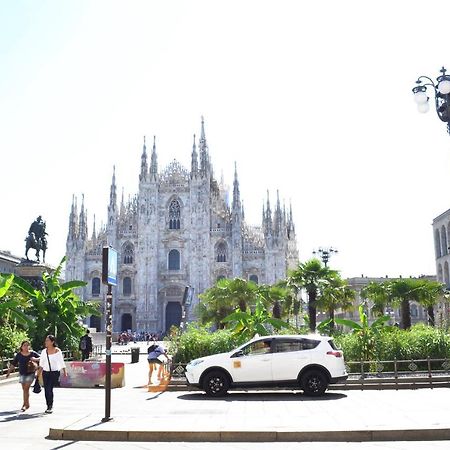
xmin=335 ymin=324 xmax=450 ymax=362
xmin=166 ymin=324 xmax=242 ymax=363
xmin=0 ymin=327 xmax=30 ymax=358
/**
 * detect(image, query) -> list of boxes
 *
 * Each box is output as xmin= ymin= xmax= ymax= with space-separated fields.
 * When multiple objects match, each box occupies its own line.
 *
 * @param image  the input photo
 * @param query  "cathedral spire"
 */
xmin=264 ymin=190 xmax=273 ymax=237
xmin=199 ymin=116 xmax=210 ymax=177
xmin=150 ymin=135 xmax=158 ymax=181
xmin=120 ymin=187 xmax=125 ymax=217
xmin=139 ymin=136 xmax=148 ymax=182
xmin=92 ymin=214 xmax=97 ymax=241
xmin=109 ymin=166 xmax=117 ymax=211
xmin=190 ymin=134 xmax=198 ymax=178
xmin=79 ymin=193 xmax=88 ymax=241
xmin=67 ymin=194 xmax=78 ymax=241
xmin=274 ymin=189 xmax=282 ymax=237
xmin=232 ymin=162 xmax=241 ymax=211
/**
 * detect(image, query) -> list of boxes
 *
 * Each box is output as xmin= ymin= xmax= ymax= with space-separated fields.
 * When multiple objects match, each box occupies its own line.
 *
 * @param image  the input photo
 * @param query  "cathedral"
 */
xmin=65 ymin=118 xmax=299 ymax=333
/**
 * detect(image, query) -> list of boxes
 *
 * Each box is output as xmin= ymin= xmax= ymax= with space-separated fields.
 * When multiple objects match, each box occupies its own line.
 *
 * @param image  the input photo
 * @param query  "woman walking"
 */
xmin=5 ymin=341 xmax=40 ymax=411
xmin=37 ymin=335 xmax=67 ymax=414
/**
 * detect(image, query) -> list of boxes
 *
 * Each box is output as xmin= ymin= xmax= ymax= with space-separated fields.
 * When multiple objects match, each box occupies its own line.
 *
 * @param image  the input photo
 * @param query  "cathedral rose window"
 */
xmin=169 ymin=199 xmax=181 ymax=230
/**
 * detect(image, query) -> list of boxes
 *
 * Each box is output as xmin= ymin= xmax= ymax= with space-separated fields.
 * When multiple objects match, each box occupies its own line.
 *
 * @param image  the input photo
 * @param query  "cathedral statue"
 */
xmin=25 ymin=215 xmax=48 ymax=263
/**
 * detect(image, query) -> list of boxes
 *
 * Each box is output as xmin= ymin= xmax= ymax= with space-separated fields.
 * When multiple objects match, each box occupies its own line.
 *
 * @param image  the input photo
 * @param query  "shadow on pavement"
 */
xmin=0 ymin=410 xmax=20 ymax=416
xmin=178 ymin=392 xmax=347 ymax=402
xmin=0 ymin=412 xmax=45 ymax=422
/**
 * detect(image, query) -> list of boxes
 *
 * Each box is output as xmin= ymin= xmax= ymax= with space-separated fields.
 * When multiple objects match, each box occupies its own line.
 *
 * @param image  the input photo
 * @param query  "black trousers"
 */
xmin=43 ymin=370 xmax=60 ymax=408
xmin=81 ymin=350 xmax=90 ymax=361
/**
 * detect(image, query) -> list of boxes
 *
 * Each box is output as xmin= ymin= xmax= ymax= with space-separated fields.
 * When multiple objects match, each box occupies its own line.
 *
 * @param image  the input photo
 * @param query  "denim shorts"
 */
xmin=19 ymin=374 xmax=35 ymax=385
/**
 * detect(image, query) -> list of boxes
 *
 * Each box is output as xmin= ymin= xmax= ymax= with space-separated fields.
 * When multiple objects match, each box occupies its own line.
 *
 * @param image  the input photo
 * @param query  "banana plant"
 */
xmin=13 ymin=257 xmax=99 ymax=351
xmin=333 ymin=305 xmax=391 ymax=361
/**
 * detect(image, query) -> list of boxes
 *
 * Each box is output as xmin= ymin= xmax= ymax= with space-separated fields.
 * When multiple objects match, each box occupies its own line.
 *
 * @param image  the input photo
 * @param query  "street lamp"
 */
xmin=312 ymin=247 xmax=338 ymax=267
xmin=412 ymin=66 xmax=450 ymax=135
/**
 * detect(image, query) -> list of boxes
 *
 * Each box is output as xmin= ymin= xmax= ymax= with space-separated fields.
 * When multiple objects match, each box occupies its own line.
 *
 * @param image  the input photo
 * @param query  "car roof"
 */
xmin=248 ymin=334 xmax=332 ymax=342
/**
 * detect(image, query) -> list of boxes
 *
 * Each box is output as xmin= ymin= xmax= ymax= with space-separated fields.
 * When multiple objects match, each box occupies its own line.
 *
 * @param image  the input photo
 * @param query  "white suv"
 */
xmin=185 ymin=335 xmax=347 ymax=396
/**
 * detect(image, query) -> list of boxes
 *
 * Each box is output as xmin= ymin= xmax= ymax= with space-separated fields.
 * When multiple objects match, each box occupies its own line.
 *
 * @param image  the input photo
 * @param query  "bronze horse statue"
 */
xmin=25 ymin=216 xmax=48 ymax=263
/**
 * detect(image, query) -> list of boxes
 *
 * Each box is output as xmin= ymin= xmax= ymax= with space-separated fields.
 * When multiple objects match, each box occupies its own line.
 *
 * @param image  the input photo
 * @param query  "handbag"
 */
xmin=46 ymin=350 xmax=61 ymax=387
xmin=26 ymin=359 xmax=38 ymax=374
xmin=32 ymin=378 xmax=41 ymax=394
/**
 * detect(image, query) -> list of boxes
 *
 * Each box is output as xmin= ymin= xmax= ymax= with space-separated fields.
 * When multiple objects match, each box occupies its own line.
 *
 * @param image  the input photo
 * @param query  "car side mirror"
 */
xmin=231 ymin=350 xmax=244 ymax=358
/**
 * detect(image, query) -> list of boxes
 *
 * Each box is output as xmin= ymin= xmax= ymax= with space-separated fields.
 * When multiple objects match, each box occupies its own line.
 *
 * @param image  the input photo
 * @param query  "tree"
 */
xmin=13 ymin=257 xmax=100 ymax=351
xmin=317 ymin=276 xmax=355 ymax=330
xmin=288 ymin=259 xmax=338 ymax=332
xmin=197 ymin=278 xmax=259 ymax=328
xmin=257 ymin=284 xmax=288 ymax=319
xmin=362 ymin=278 xmax=444 ymax=330
xmin=221 ymin=297 xmax=291 ymax=341
xmin=415 ymin=280 xmax=445 ymax=327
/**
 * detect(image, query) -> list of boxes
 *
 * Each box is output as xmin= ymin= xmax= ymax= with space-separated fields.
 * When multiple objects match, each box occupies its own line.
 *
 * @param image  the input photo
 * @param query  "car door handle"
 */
xmin=261 ymin=358 xmax=271 ymax=362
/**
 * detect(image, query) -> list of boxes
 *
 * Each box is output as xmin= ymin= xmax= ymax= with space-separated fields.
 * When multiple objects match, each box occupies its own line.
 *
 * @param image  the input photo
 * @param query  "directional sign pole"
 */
xmin=102 ymin=283 xmax=113 ymax=422
xmin=101 ymin=246 xmax=117 ymax=423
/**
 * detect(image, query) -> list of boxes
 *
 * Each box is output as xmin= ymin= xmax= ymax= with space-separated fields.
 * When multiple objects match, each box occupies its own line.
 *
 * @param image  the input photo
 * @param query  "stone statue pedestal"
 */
xmin=15 ymin=260 xmax=54 ymax=288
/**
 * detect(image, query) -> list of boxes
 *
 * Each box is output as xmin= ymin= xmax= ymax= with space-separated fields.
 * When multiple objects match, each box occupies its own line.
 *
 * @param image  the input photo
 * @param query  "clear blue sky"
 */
xmin=1 ymin=0 xmax=450 ymax=278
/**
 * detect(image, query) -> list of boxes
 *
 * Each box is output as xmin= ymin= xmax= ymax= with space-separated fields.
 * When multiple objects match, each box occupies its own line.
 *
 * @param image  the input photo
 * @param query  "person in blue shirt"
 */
xmin=6 ymin=341 xmax=40 ymax=411
xmin=147 ymin=341 xmax=167 ymax=385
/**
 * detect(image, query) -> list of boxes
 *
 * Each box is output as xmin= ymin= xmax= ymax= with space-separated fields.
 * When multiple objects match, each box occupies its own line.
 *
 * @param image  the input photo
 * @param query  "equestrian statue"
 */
xmin=25 ymin=216 xmax=48 ymax=263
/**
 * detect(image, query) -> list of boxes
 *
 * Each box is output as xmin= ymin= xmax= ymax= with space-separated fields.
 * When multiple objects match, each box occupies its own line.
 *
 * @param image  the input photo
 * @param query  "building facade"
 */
xmin=432 ymin=208 xmax=450 ymax=287
xmin=0 ymin=250 xmax=22 ymax=274
xmin=65 ymin=119 xmax=299 ymax=333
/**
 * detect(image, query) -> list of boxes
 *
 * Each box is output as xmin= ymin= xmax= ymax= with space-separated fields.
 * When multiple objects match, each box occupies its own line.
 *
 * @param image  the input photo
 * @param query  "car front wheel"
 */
xmin=301 ymin=369 xmax=328 ymax=396
xmin=203 ymin=370 xmax=230 ymax=397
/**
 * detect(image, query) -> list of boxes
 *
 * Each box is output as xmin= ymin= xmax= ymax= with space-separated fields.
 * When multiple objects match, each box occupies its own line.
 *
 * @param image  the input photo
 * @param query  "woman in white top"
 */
xmin=37 ymin=335 xmax=67 ymax=414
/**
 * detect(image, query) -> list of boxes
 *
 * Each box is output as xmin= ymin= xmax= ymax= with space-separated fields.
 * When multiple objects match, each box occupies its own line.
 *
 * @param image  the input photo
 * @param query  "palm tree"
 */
xmin=360 ymin=282 xmax=391 ymax=317
xmin=317 ymin=276 xmax=355 ymax=330
xmin=257 ymin=284 xmax=288 ymax=319
xmin=197 ymin=277 xmax=259 ymax=328
xmin=288 ymin=259 xmax=338 ymax=332
xmin=414 ymin=279 xmax=444 ymax=327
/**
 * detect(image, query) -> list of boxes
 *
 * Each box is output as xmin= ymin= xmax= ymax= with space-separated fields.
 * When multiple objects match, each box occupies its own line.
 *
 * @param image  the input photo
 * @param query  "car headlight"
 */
xmin=188 ymin=359 xmax=205 ymax=367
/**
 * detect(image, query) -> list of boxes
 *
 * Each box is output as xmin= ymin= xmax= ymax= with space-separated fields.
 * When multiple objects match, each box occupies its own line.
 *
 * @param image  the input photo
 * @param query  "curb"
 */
xmin=47 ymin=428 xmax=450 ymax=442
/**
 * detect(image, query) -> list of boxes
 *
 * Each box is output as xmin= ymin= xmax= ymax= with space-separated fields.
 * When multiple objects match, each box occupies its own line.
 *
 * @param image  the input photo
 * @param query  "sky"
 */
xmin=1 ymin=0 xmax=450 ymax=278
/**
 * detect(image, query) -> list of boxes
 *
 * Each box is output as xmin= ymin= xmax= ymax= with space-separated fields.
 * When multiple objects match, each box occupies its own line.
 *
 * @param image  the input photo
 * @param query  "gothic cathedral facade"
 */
xmin=65 ymin=119 xmax=299 ymax=333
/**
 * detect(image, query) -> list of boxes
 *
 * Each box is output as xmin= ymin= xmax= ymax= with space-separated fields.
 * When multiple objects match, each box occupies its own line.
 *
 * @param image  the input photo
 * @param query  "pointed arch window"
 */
xmin=216 ymin=242 xmax=227 ymax=262
xmin=92 ymin=277 xmax=101 ymax=297
xmin=168 ymin=249 xmax=180 ymax=270
xmin=169 ymin=199 xmax=181 ymax=230
xmin=123 ymin=277 xmax=132 ymax=296
xmin=123 ymin=243 xmax=134 ymax=264
xmin=249 ymin=275 xmax=259 ymax=284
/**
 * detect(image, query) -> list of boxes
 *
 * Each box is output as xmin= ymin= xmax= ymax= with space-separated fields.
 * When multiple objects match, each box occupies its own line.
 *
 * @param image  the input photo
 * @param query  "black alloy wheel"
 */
xmin=203 ymin=370 xmax=230 ymax=397
xmin=301 ymin=369 xmax=328 ymax=396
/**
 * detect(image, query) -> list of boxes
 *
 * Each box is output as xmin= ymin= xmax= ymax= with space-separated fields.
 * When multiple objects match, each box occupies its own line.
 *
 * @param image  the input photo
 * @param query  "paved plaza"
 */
xmin=1 ymin=351 xmax=450 ymax=448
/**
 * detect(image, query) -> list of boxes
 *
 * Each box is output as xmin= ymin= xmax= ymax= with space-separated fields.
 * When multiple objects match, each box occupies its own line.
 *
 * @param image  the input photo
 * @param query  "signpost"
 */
xmin=101 ymin=246 xmax=117 ymax=422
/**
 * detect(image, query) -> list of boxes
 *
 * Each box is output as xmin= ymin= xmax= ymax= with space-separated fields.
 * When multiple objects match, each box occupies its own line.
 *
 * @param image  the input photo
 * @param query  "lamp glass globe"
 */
xmin=414 ymin=91 xmax=428 ymax=104
xmin=438 ymin=80 xmax=450 ymax=95
xmin=418 ymin=102 xmax=430 ymax=113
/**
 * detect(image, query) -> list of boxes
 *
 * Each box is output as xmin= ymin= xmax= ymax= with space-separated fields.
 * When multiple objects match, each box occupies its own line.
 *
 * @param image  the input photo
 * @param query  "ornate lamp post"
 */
xmin=312 ymin=247 xmax=338 ymax=267
xmin=412 ymin=66 xmax=450 ymax=134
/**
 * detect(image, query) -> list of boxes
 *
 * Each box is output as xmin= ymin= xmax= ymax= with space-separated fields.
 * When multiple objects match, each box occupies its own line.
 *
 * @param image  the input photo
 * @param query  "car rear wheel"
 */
xmin=203 ymin=370 xmax=230 ymax=397
xmin=301 ymin=369 xmax=328 ymax=396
